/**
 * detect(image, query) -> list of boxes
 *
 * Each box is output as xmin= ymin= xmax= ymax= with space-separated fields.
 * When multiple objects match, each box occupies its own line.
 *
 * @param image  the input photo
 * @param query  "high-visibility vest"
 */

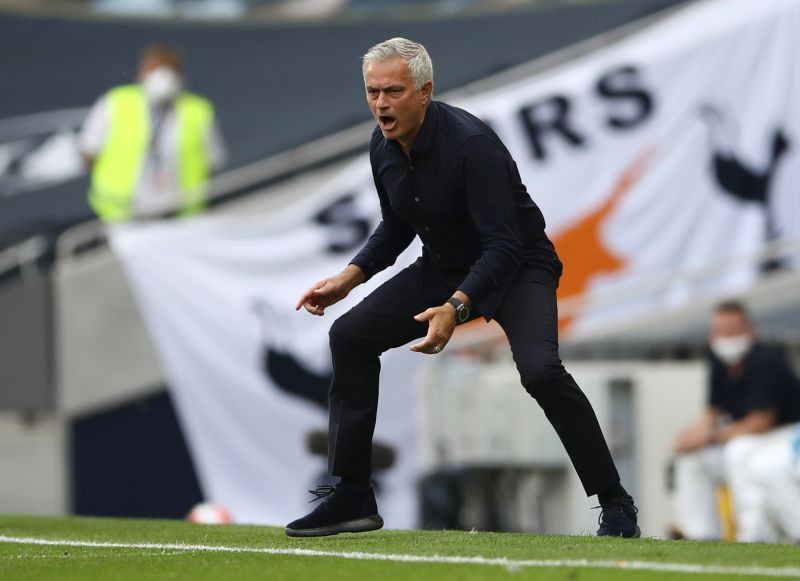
xmin=89 ymin=84 xmax=214 ymax=221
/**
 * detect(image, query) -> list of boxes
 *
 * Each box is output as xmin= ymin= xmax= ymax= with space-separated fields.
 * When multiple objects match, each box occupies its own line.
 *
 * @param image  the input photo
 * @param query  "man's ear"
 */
xmin=420 ymin=80 xmax=433 ymax=106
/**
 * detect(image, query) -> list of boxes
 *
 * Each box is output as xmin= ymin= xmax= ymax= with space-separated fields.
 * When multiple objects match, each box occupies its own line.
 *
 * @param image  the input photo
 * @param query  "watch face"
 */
xmin=457 ymin=305 xmax=470 ymax=323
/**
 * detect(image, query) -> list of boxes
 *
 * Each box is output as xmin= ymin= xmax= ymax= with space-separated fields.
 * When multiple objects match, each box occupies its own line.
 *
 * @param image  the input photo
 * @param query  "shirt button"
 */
xmin=409 ymin=165 xmax=414 ymax=171
xmin=424 ymin=226 xmax=430 ymax=231
xmin=436 ymin=253 xmax=441 ymax=259
xmin=414 ymin=196 xmax=420 ymax=203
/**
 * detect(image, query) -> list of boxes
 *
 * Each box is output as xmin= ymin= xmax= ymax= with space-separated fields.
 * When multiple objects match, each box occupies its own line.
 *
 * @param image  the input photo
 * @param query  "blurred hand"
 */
xmin=295 ymin=264 xmax=365 ymax=316
xmin=674 ymin=427 xmax=714 ymax=454
xmin=410 ymin=305 xmax=457 ymax=355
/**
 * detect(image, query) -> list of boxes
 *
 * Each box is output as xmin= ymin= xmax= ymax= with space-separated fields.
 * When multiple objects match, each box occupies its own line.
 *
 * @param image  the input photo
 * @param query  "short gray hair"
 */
xmin=362 ymin=37 xmax=433 ymax=91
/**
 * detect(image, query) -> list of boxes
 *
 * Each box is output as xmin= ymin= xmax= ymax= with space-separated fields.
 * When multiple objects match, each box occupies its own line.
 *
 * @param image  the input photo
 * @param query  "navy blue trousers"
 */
xmin=327 ymin=260 xmax=620 ymax=496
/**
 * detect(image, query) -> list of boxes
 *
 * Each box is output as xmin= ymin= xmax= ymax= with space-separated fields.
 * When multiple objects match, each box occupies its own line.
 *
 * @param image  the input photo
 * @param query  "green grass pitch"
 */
xmin=1 ymin=515 xmax=799 ymax=580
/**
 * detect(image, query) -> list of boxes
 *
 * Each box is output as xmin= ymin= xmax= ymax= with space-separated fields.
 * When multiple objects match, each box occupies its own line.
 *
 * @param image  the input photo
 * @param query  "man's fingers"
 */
xmin=410 ymin=343 xmax=446 ymax=354
xmin=296 ymin=282 xmax=321 ymax=310
xmin=298 ymin=296 xmax=323 ymax=313
xmin=410 ymin=333 xmax=446 ymax=354
xmin=296 ymin=292 xmax=314 ymax=310
xmin=409 ymin=334 xmax=433 ymax=352
xmin=413 ymin=308 xmax=435 ymax=322
xmin=295 ymin=291 xmax=307 ymax=310
xmin=296 ymin=280 xmax=329 ymax=311
xmin=302 ymin=302 xmax=324 ymax=316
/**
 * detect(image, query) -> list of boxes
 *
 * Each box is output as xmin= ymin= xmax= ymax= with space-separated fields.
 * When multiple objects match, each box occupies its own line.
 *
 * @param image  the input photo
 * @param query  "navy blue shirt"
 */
xmin=350 ymin=101 xmax=561 ymax=319
xmin=709 ymin=343 xmax=800 ymax=426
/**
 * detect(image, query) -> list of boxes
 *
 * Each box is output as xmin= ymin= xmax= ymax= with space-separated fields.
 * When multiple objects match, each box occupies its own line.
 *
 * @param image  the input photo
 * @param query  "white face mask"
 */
xmin=142 ymin=67 xmax=182 ymax=103
xmin=710 ymin=334 xmax=753 ymax=365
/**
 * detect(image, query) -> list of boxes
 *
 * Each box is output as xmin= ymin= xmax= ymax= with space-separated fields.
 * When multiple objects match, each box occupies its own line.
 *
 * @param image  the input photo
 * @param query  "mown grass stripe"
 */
xmin=1 ymin=535 xmax=798 ymax=578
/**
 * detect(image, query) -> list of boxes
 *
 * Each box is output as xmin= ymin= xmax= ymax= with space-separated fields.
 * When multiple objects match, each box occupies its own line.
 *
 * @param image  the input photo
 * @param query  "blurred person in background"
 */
xmin=79 ymin=43 xmax=226 ymax=222
xmin=673 ymin=300 xmax=800 ymax=542
xmin=731 ymin=422 xmax=800 ymax=542
xmin=289 ymin=37 xmax=639 ymax=539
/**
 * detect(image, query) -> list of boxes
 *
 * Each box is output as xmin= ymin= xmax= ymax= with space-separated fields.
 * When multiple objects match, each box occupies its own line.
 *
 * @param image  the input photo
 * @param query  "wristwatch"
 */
xmin=446 ymin=297 xmax=470 ymax=325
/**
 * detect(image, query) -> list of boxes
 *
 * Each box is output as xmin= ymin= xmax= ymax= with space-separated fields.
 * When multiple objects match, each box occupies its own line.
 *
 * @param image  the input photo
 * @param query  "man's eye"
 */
xmin=367 ymin=89 xmax=378 ymax=98
xmin=390 ymin=89 xmax=403 ymax=96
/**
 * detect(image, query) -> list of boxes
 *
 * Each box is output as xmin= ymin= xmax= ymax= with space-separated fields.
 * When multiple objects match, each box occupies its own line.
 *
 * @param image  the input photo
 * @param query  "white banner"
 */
xmin=111 ymin=0 xmax=800 ymax=527
xmin=111 ymin=160 xmax=424 ymax=527
xmin=460 ymin=0 xmax=800 ymax=334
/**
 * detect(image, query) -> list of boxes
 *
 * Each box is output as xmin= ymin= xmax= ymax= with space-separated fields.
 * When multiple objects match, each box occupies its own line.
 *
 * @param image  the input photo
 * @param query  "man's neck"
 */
xmin=726 ymin=362 xmax=745 ymax=378
xmin=397 ymin=106 xmax=430 ymax=157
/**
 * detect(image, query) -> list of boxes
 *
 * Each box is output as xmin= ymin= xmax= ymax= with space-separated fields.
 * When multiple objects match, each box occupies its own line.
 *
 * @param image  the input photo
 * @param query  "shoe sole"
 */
xmin=598 ymin=525 xmax=641 ymax=538
xmin=285 ymin=514 xmax=384 ymax=537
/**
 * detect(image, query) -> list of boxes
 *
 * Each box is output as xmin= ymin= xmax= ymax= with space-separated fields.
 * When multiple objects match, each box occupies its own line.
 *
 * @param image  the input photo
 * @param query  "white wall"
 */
xmin=0 ymin=413 xmax=68 ymax=515
xmin=420 ymin=358 xmax=707 ymax=537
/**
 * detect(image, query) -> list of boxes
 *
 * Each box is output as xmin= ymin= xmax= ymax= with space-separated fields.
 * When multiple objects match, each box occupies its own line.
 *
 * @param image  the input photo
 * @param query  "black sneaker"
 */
xmin=285 ymin=485 xmax=384 ymax=537
xmin=596 ymin=494 xmax=641 ymax=538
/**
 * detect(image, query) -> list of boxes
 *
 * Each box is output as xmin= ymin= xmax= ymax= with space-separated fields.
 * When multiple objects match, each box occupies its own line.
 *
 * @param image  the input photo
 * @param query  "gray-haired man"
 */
xmin=287 ymin=38 xmax=639 ymax=538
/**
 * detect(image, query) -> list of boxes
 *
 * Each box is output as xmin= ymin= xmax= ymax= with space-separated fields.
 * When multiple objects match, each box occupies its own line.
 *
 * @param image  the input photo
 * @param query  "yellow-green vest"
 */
xmin=89 ymin=85 xmax=214 ymax=221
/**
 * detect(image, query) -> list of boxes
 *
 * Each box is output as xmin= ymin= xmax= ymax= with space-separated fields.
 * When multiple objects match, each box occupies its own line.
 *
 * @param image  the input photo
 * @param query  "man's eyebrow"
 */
xmin=365 ymin=85 xmax=405 ymax=92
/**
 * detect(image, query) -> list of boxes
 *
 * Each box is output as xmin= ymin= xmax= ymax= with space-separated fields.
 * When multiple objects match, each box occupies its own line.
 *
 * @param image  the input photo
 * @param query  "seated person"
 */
xmin=672 ymin=300 xmax=800 ymax=542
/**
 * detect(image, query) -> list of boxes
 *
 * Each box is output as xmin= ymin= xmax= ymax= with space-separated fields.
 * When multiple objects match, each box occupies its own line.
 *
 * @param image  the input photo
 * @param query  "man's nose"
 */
xmin=376 ymin=92 xmax=389 ymax=109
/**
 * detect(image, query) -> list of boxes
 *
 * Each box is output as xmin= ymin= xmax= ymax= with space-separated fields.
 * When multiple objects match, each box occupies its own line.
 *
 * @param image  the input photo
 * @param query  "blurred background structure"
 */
xmin=2 ymin=0 xmax=799 ymax=539
xmin=0 ymin=0 xmax=686 ymax=246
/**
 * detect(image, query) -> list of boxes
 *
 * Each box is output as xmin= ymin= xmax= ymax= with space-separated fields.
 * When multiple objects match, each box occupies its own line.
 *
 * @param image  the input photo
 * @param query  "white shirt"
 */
xmin=79 ymin=91 xmax=227 ymax=218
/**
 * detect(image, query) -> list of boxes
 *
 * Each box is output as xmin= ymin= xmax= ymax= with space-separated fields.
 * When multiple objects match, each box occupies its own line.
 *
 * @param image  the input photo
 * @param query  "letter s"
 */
xmin=596 ymin=65 xmax=654 ymax=130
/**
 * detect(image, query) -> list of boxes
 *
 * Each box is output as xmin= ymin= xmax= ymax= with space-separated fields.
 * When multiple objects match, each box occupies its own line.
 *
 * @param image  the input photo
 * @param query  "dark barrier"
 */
xmin=71 ymin=389 xmax=203 ymax=519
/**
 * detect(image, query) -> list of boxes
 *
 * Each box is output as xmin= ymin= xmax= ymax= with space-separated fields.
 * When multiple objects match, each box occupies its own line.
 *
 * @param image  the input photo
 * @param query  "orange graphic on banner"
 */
xmin=553 ymin=150 xmax=652 ymax=333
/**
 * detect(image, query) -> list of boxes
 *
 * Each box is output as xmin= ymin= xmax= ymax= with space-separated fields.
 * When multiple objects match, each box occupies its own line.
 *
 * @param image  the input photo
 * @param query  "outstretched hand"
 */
xmin=295 ymin=265 xmax=365 ymax=316
xmin=410 ymin=305 xmax=457 ymax=355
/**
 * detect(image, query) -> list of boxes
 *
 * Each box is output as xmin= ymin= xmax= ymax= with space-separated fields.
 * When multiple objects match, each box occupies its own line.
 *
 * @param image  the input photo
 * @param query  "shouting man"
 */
xmin=288 ymin=37 xmax=639 ymax=538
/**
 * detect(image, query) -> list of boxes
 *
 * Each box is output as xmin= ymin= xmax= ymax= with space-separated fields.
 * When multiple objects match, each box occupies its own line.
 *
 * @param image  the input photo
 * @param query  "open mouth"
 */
xmin=378 ymin=114 xmax=397 ymax=133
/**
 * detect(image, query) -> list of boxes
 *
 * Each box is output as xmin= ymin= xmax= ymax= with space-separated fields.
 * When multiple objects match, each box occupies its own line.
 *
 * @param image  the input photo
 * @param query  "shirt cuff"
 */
xmin=457 ymin=269 xmax=493 ymax=306
xmin=349 ymin=255 xmax=378 ymax=282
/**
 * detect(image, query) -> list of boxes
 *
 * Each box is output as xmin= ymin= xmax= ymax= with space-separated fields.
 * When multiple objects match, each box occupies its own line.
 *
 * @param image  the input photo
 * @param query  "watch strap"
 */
xmin=446 ymin=297 xmax=469 ymax=324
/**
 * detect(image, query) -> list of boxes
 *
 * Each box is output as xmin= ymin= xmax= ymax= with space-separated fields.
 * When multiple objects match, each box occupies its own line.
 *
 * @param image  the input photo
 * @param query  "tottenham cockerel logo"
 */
xmin=699 ymin=104 xmax=791 ymax=270
xmin=250 ymin=298 xmax=396 ymax=479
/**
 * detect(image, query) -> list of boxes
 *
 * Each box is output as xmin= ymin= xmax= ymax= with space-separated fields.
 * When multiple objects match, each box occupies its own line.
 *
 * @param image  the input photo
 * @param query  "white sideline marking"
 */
xmin=1 ymin=535 xmax=799 ymax=578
